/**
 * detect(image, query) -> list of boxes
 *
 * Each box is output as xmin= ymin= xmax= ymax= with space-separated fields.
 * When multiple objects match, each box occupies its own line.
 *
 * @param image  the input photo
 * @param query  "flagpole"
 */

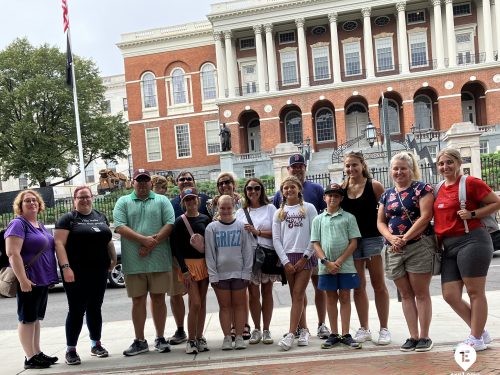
xmin=64 ymin=1 xmax=86 ymax=185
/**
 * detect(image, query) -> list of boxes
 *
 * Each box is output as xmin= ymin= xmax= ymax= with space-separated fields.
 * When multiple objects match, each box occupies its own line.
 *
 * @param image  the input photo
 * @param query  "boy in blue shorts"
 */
xmin=311 ymin=183 xmax=362 ymax=349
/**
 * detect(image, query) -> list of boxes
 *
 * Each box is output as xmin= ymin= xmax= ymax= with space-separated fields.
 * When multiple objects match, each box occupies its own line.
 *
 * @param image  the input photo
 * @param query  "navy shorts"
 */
xmin=17 ymin=286 xmax=49 ymax=323
xmin=353 ymin=236 xmax=384 ymax=260
xmin=212 ymin=278 xmax=249 ymax=291
xmin=318 ymin=273 xmax=360 ymax=291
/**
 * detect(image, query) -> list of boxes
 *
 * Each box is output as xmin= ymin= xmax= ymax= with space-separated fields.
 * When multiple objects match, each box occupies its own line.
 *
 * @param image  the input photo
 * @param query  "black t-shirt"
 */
xmin=170 ymin=214 xmax=211 ymax=273
xmin=55 ymin=209 xmax=112 ymax=270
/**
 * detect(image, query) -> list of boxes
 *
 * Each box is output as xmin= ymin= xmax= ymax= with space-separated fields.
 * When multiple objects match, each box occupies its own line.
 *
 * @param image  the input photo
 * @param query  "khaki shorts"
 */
xmin=125 ymin=272 xmax=172 ymax=298
xmin=383 ymin=235 xmax=434 ymax=280
xmin=168 ymin=257 xmax=186 ymax=297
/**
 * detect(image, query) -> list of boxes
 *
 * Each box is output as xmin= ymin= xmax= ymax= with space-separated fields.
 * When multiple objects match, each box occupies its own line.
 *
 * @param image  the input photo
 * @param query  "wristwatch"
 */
xmin=61 ymin=263 xmax=70 ymax=269
xmin=471 ymin=211 xmax=476 ymax=218
xmin=303 ymin=254 xmax=309 ymax=260
xmin=320 ymin=257 xmax=329 ymax=265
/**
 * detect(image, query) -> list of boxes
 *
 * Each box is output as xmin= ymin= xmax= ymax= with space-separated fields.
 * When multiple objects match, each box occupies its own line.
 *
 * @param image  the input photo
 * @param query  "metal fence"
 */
xmin=481 ymin=156 xmax=500 ymax=191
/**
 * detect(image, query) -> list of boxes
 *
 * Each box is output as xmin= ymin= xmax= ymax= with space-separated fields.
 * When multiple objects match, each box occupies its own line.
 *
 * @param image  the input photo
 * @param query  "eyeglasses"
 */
xmin=23 ymin=198 xmax=38 ymax=204
xmin=178 ymin=177 xmax=193 ymax=182
xmin=75 ymin=196 xmax=92 ymax=201
xmin=245 ymin=185 xmax=261 ymax=192
xmin=218 ymin=180 xmax=233 ymax=187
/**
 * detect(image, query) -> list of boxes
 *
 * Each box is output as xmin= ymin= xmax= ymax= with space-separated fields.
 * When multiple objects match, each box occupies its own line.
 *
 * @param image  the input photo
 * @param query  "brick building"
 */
xmin=118 ymin=0 xmax=500 ymax=179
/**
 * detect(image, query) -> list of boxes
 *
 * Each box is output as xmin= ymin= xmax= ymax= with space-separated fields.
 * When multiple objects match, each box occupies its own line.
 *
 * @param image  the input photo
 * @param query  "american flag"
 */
xmin=62 ymin=0 xmax=69 ymax=32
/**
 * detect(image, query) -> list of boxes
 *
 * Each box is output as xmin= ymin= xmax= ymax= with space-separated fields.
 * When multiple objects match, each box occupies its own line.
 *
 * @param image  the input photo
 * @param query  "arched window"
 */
xmin=201 ymin=63 xmax=217 ymax=101
xmin=285 ymin=111 xmax=303 ymax=145
xmin=172 ymin=68 xmax=186 ymax=104
xmin=380 ymin=99 xmax=400 ymax=134
xmin=413 ymin=95 xmax=433 ymax=130
xmin=142 ymin=72 xmax=157 ymax=108
xmin=315 ymin=108 xmax=335 ymax=142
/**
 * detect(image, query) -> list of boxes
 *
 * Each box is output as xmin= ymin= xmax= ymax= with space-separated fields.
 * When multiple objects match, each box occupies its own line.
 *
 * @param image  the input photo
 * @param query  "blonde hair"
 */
xmin=13 ymin=189 xmax=46 ymax=216
xmin=151 ymin=175 xmax=168 ymax=190
xmin=391 ymin=151 xmax=421 ymax=181
xmin=215 ymin=194 xmax=235 ymax=221
xmin=277 ymin=176 xmax=305 ymax=221
xmin=436 ymin=148 xmax=462 ymax=165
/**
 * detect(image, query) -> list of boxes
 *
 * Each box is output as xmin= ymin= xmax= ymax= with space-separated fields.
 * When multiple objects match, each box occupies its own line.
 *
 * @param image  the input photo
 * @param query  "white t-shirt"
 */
xmin=272 ymin=202 xmax=317 ymax=266
xmin=236 ymin=204 xmax=276 ymax=250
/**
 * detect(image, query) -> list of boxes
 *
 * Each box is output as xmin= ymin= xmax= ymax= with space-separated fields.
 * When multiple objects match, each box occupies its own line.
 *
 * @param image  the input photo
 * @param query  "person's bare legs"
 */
xmin=232 ymin=288 xmax=248 ymax=336
xmin=170 ymin=294 xmax=185 ymax=332
xmin=131 ymin=294 xmax=148 ymax=340
xmin=288 ymin=269 xmax=312 ymax=333
xmin=261 ymin=281 xmax=274 ymax=330
xmin=248 ymin=283 xmax=261 ymax=330
xmin=311 ymin=273 xmax=326 ymax=328
xmin=353 ymin=259 xmax=369 ymax=329
xmin=196 ymin=279 xmax=209 ymax=339
xmin=394 ymin=276 xmax=418 ymax=339
xmin=150 ymin=293 xmax=167 ymax=338
xmin=33 ymin=320 xmax=41 ymax=354
xmin=325 ymin=291 xmax=339 ymax=334
xmin=187 ymin=282 xmax=202 ymax=340
xmin=408 ymin=272 xmax=432 ymax=339
xmin=367 ymin=255 xmax=390 ymax=330
xmin=18 ymin=321 xmax=36 ymax=358
xmin=214 ymin=288 xmax=232 ymax=336
xmin=338 ymin=289 xmax=352 ymax=336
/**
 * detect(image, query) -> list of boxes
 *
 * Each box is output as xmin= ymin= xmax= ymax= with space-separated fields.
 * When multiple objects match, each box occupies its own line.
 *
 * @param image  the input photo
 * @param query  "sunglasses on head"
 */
xmin=245 ymin=185 xmax=261 ymax=192
xmin=218 ymin=179 xmax=233 ymax=187
xmin=179 ymin=177 xmax=193 ymax=182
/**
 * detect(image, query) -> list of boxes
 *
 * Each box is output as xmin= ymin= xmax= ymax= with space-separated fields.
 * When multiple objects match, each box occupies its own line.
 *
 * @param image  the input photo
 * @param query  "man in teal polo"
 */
xmin=113 ymin=169 xmax=175 ymax=356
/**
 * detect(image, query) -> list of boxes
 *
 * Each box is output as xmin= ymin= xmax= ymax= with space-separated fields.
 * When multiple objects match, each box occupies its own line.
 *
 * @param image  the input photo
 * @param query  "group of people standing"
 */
xmin=3 ymin=147 xmax=498 ymax=369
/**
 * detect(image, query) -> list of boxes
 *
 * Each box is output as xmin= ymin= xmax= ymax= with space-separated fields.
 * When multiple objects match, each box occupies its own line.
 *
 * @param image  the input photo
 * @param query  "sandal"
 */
xmin=243 ymin=324 xmax=251 ymax=341
xmin=231 ymin=326 xmax=236 ymax=342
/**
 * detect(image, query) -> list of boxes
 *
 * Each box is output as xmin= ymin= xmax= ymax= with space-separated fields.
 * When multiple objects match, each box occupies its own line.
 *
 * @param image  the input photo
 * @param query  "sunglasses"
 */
xmin=218 ymin=180 xmax=233 ymax=187
xmin=245 ymin=185 xmax=261 ymax=192
xmin=179 ymin=177 xmax=193 ymax=182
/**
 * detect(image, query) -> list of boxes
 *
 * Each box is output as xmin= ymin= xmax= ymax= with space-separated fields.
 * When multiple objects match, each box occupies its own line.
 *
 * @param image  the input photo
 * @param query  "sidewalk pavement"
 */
xmin=1 ymin=291 xmax=499 ymax=375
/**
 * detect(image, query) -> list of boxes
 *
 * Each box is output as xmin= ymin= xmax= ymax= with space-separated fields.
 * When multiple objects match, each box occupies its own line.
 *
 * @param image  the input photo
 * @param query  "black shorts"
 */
xmin=17 ymin=286 xmax=49 ymax=323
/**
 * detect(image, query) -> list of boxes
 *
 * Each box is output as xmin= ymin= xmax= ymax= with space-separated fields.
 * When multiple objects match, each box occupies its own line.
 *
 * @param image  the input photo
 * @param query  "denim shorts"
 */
xmin=17 ymin=286 xmax=49 ymax=323
xmin=353 ymin=236 xmax=384 ymax=260
xmin=318 ymin=273 xmax=360 ymax=291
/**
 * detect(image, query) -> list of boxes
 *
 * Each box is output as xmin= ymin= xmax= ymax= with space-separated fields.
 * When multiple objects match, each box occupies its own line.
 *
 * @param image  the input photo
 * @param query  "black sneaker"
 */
xmin=321 ymin=334 xmax=342 ymax=349
xmin=154 ymin=337 xmax=171 ymax=353
xmin=168 ymin=329 xmax=187 ymax=345
xmin=91 ymin=343 xmax=109 ymax=358
xmin=340 ymin=334 xmax=362 ymax=349
xmin=37 ymin=352 xmax=58 ymax=364
xmin=24 ymin=355 xmax=51 ymax=369
xmin=415 ymin=338 xmax=433 ymax=352
xmin=65 ymin=350 xmax=81 ymax=365
xmin=400 ymin=338 xmax=418 ymax=352
xmin=123 ymin=339 xmax=149 ymax=356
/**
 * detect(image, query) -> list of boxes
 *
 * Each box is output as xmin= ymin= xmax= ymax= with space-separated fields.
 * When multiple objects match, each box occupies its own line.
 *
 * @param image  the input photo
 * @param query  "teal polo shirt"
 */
xmin=113 ymin=191 xmax=175 ymax=274
xmin=311 ymin=208 xmax=361 ymax=275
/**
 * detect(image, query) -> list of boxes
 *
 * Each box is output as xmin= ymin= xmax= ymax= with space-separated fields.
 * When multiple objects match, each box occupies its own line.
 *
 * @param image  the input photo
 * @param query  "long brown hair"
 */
xmin=242 ymin=177 xmax=269 ymax=209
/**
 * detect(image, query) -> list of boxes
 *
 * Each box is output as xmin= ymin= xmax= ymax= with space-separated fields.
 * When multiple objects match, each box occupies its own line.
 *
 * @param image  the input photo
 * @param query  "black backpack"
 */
xmin=0 ymin=229 xmax=9 ymax=268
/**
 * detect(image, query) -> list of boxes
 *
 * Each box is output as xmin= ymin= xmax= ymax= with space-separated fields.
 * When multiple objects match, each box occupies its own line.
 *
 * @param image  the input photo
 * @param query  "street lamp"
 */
xmin=366 ymin=118 xmax=377 ymax=147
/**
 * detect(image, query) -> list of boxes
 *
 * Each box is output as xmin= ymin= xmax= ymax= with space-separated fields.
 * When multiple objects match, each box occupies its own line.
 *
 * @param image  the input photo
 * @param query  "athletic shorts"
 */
xmin=212 ymin=278 xmax=249 ymax=291
xmin=441 ymin=227 xmax=493 ymax=283
xmin=318 ymin=273 xmax=360 ymax=291
xmin=353 ymin=236 xmax=384 ymax=260
xmin=17 ymin=286 xmax=49 ymax=323
xmin=383 ymin=235 xmax=434 ymax=280
xmin=125 ymin=272 xmax=172 ymax=298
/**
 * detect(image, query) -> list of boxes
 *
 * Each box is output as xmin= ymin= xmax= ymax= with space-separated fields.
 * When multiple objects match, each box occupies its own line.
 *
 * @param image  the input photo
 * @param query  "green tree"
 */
xmin=0 ymin=38 xmax=129 ymax=186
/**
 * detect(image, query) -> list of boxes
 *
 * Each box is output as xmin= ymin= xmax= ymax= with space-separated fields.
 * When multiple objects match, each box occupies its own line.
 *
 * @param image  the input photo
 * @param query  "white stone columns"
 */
xmin=362 ymin=7 xmax=375 ymax=78
xmin=295 ymin=18 xmax=310 ymax=88
xmin=445 ymin=0 xmax=457 ymax=67
xmin=495 ymin=0 xmax=500 ymax=56
xmin=224 ymin=30 xmax=238 ymax=97
xmin=432 ymin=0 xmax=445 ymax=68
xmin=482 ymin=0 xmax=494 ymax=61
xmin=265 ymin=24 xmax=278 ymax=92
xmin=253 ymin=25 xmax=267 ymax=93
xmin=396 ymin=2 xmax=410 ymax=73
xmin=213 ymin=32 xmax=227 ymax=98
xmin=328 ymin=13 xmax=342 ymax=83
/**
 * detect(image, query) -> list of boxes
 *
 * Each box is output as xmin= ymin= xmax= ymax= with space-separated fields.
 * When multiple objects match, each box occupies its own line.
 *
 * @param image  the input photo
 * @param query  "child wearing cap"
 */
xmin=311 ymin=183 xmax=362 ymax=349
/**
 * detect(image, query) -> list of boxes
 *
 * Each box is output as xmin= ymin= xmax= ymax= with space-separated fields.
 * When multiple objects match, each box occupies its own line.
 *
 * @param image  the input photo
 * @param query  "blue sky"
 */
xmin=0 ymin=0 xmax=213 ymax=76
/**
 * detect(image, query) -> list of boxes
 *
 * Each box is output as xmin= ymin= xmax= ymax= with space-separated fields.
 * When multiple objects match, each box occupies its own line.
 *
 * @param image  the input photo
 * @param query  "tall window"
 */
xmin=279 ymin=31 xmax=295 ymax=44
xmin=85 ymin=164 xmax=95 ymax=183
xmin=382 ymin=99 xmax=400 ymax=134
xmin=200 ymin=64 xmax=217 ymax=101
xmin=123 ymin=98 xmax=128 ymax=111
xmin=141 ymin=72 xmax=157 ymax=108
xmin=175 ymin=124 xmax=191 ymax=158
xmin=205 ymin=120 xmax=221 ymax=154
xmin=343 ymin=42 xmax=362 ymax=76
xmin=285 ymin=111 xmax=303 ymax=145
xmin=413 ymin=95 xmax=433 ymax=130
xmin=375 ymin=37 xmax=394 ymax=71
xmin=172 ymin=68 xmax=186 ymax=104
xmin=312 ymin=46 xmax=330 ymax=80
xmin=409 ymin=32 xmax=428 ymax=67
xmin=145 ymin=128 xmax=161 ymax=161
xmin=280 ymin=51 xmax=298 ymax=85
xmin=19 ymin=174 xmax=28 ymax=190
xmin=315 ymin=108 xmax=334 ymax=142
xmin=480 ymin=140 xmax=489 ymax=154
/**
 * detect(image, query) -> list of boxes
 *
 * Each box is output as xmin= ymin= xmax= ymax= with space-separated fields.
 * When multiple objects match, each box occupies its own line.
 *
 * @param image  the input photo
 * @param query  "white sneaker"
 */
xmin=377 ymin=328 xmax=391 ymax=345
xmin=234 ymin=335 xmax=246 ymax=350
xmin=262 ymin=330 xmax=274 ymax=344
xmin=185 ymin=340 xmax=198 ymax=354
xmin=354 ymin=327 xmax=372 ymax=343
xmin=297 ymin=328 xmax=310 ymax=346
xmin=482 ymin=329 xmax=492 ymax=345
xmin=249 ymin=329 xmax=262 ymax=344
xmin=278 ymin=333 xmax=294 ymax=351
xmin=317 ymin=323 xmax=330 ymax=339
xmin=221 ymin=335 xmax=233 ymax=351
xmin=462 ymin=335 xmax=487 ymax=351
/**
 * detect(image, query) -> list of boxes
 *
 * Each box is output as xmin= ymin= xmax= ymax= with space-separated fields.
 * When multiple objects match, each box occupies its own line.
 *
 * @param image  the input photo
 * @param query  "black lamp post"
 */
xmin=365 ymin=118 xmax=377 ymax=147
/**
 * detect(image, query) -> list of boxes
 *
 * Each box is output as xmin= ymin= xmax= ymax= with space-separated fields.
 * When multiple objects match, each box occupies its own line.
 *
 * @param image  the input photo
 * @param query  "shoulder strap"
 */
xmin=434 ymin=180 xmax=446 ymax=198
xmin=181 ymin=214 xmax=195 ymax=236
xmin=243 ymin=208 xmax=257 ymax=239
xmin=458 ymin=175 xmax=468 ymax=208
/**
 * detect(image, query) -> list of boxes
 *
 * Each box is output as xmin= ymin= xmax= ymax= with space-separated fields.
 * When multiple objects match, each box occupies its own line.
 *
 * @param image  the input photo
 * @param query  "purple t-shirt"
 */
xmin=4 ymin=217 xmax=58 ymax=286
